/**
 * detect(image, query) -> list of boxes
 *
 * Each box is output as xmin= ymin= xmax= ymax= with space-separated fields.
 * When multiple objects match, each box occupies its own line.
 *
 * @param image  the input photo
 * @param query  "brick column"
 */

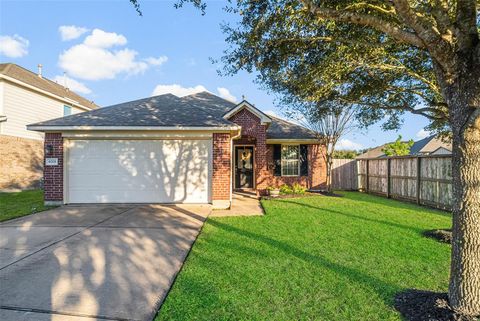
xmin=44 ymin=133 xmax=63 ymax=205
xmin=212 ymin=133 xmax=231 ymax=209
xmin=255 ymin=124 xmax=269 ymax=195
xmin=309 ymin=144 xmax=327 ymax=190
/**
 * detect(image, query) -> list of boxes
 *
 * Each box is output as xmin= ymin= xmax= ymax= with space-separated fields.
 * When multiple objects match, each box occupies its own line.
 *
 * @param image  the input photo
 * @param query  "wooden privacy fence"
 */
xmin=331 ymin=155 xmax=453 ymax=210
xmin=357 ymin=155 xmax=453 ymax=210
xmin=332 ymin=159 xmax=358 ymax=190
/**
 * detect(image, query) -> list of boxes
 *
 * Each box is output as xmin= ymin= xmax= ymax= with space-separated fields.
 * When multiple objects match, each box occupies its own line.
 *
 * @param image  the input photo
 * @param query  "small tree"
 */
xmin=382 ymin=135 xmax=414 ymax=156
xmin=295 ymin=104 xmax=358 ymax=192
xmin=332 ymin=150 xmax=359 ymax=159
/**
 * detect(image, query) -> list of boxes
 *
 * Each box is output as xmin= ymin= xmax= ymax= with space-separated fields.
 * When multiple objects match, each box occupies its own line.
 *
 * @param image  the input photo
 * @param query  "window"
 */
xmin=281 ymin=145 xmax=300 ymax=176
xmin=63 ymin=105 xmax=72 ymax=116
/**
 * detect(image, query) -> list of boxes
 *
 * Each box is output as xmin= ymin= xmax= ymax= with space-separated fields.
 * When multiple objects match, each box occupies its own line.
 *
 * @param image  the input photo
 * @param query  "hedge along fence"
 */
xmin=356 ymin=155 xmax=453 ymax=210
xmin=331 ymin=155 xmax=453 ymax=210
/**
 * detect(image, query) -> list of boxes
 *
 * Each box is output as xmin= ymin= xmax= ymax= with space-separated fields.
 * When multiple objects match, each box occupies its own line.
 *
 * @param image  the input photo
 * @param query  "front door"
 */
xmin=235 ymin=146 xmax=254 ymax=189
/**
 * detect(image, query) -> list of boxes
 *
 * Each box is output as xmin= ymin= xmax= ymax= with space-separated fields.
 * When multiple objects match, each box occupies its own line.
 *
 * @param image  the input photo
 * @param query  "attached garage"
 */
xmin=65 ymin=139 xmax=212 ymax=204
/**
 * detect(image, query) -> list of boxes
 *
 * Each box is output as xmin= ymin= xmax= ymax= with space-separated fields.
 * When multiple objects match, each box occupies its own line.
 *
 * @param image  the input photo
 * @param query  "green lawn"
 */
xmin=0 ymin=189 xmax=55 ymax=222
xmin=156 ymin=192 xmax=451 ymax=321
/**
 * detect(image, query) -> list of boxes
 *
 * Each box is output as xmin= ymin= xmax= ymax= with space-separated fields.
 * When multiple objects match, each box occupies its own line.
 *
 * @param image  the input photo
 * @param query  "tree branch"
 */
xmin=300 ymin=0 xmax=425 ymax=48
xmin=455 ymin=0 xmax=479 ymax=50
xmin=391 ymin=0 xmax=454 ymax=71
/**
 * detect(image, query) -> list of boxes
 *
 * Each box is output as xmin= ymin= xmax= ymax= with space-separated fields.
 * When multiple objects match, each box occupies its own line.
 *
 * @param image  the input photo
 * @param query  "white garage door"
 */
xmin=66 ymin=139 xmax=212 ymax=203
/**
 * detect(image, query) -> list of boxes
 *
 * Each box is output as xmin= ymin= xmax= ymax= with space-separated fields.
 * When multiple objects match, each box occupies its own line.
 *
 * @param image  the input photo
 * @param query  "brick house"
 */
xmin=0 ymin=63 xmax=97 ymax=191
xmin=28 ymin=92 xmax=326 ymax=208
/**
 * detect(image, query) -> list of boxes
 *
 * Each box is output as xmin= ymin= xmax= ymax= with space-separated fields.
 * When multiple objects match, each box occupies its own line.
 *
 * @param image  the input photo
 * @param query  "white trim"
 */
xmin=281 ymin=144 xmax=300 ymax=177
xmin=63 ymin=139 xmax=69 ymax=204
xmin=0 ymin=75 xmax=94 ymax=111
xmin=223 ymin=101 xmax=272 ymax=125
xmin=267 ymin=138 xmax=318 ymax=144
xmin=27 ymin=125 xmax=242 ymax=132
xmin=61 ymin=131 xmax=214 ymax=139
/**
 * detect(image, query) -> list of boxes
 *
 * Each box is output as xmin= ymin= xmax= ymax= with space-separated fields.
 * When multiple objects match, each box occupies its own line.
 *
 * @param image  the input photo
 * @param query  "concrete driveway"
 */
xmin=0 ymin=204 xmax=211 ymax=321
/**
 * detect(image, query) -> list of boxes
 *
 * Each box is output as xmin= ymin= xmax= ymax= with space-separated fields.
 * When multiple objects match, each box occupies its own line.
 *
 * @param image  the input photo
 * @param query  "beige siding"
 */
xmin=1 ymin=80 xmax=85 ymax=140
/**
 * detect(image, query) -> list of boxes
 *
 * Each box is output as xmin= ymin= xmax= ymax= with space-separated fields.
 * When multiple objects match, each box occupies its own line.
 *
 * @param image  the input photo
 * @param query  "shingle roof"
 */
xmin=28 ymin=91 xmax=318 ymax=139
xmin=0 ymin=63 xmax=97 ymax=110
xmin=266 ymin=116 xmax=317 ymax=139
xmin=410 ymin=135 xmax=451 ymax=154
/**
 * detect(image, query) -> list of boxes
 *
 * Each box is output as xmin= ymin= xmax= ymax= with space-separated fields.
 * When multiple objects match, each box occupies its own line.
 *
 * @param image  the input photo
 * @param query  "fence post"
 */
xmin=366 ymin=159 xmax=370 ymax=193
xmin=416 ymin=157 xmax=421 ymax=205
xmin=387 ymin=158 xmax=391 ymax=198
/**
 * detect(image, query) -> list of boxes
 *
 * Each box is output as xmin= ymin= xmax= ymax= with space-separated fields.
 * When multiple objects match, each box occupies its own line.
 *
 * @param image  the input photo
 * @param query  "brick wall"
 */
xmin=262 ymin=144 xmax=327 ymax=192
xmin=212 ymin=133 xmax=231 ymax=200
xmin=0 ymin=135 xmax=43 ymax=191
xmin=43 ymin=133 xmax=63 ymax=203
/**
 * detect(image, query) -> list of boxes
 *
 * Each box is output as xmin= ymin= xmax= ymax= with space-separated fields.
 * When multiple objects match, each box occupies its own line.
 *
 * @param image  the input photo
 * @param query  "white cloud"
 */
xmin=145 ymin=56 xmax=168 ymax=66
xmin=58 ymin=25 xmax=89 ymax=41
xmin=336 ymin=139 xmax=363 ymax=150
xmin=416 ymin=129 xmax=430 ymax=139
xmin=53 ymin=75 xmax=91 ymax=94
xmin=217 ymin=87 xmax=237 ymax=102
xmin=58 ymin=28 xmax=164 ymax=81
xmin=0 ymin=35 xmax=29 ymax=58
xmin=84 ymin=29 xmax=127 ymax=48
xmin=152 ymin=84 xmax=207 ymax=97
xmin=151 ymin=84 xmax=239 ymax=101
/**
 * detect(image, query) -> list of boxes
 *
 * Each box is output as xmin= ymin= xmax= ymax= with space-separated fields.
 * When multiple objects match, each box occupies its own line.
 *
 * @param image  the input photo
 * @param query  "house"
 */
xmin=0 ymin=63 xmax=97 ymax=190
xmin=356 ymin=134 xmax=451 ymax=159
xmin=27 ymin=92 xmax=326 ymax=208
xmin=409 ymin=135 xmax=451 ymax=155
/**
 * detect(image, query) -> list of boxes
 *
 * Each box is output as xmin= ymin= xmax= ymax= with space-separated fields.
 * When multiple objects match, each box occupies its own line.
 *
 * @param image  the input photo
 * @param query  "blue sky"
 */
xmin=0 ymin=0 xmax=431 ymax=148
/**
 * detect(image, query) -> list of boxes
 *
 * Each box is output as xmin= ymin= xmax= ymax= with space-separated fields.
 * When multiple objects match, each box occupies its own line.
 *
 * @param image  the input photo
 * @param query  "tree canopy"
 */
xmin=217 ymin=0 xmax=452 ymax=134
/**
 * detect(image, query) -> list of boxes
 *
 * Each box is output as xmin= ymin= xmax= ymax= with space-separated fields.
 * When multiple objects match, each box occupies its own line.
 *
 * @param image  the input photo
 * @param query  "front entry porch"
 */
xmin=210 ymin=191 xmax=264 ymax=217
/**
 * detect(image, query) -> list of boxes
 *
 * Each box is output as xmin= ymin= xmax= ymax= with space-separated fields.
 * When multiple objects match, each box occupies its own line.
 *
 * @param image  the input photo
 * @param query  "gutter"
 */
xmin=27 ymin=125 xmax=242 ymax=132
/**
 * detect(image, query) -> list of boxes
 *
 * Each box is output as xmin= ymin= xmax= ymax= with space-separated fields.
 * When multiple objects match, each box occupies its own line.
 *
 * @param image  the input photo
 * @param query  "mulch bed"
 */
xmin=423 ymin=229 xmax=452 ymax=244
xmin=394 ymin=290 xmax=479 ymax=321
xmin=262 ymin=192 xmax=320 ymax=200
xmin=317 ymin=191 xmax=344 ymax=197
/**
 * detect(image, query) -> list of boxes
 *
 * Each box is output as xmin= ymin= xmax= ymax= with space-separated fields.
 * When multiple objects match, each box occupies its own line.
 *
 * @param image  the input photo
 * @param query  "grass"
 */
xmin=156 ymin=192 xmax=452 ymax=321
xmin=0 ymin=189 xmax=55 ymax=222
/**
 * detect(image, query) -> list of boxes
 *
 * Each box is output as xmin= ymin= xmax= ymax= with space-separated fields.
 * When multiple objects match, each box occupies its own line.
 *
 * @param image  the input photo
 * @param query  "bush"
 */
xmin=292 ymin=183 xmax=307 ymax=195
xmin=279 ymin=184 xmax=293 ymax=194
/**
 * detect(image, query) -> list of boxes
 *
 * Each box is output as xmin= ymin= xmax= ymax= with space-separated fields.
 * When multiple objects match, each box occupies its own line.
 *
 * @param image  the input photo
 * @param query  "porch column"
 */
xmin=212 ymin=133 xmax=232 ymax=209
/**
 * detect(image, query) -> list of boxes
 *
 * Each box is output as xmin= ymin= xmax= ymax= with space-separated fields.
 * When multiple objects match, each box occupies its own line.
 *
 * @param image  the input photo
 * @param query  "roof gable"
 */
xmin=223 ymin=101 xmax=272 ymax=125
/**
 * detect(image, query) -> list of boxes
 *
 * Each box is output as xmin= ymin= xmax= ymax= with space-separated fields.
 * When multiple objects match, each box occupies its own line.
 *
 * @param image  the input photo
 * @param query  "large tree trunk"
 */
xmin=442 ymin=52 xmax=480 ymax=315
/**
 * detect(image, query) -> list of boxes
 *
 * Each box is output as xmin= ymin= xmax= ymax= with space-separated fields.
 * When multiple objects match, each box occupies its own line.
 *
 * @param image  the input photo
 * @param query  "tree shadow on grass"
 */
xmin=336 ymin=192 xmax=452 ymax=218
xmin=207 ymin=219 xmax=402 ymax=306
xmin=281 ymin=199 xmax=427 ymax=234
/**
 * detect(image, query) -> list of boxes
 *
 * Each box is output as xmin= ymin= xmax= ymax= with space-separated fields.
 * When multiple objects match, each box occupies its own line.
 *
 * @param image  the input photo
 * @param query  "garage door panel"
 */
xmin=67 ymin=140 xmax=211 ymax=203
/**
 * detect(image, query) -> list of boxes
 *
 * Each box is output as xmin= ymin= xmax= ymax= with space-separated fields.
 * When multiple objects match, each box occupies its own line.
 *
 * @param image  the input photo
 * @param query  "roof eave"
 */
xmin=27 ymin=125 xmax=242 ymax=132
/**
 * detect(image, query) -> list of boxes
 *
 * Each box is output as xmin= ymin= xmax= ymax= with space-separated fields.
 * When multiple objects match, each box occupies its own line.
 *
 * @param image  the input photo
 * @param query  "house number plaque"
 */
xmin=45 ymin=158 xmax=58 ymax=166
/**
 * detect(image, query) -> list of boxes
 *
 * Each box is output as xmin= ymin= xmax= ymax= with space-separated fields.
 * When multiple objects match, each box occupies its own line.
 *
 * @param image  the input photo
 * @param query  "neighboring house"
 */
xmin=28 ymin=92 xmax=326 ymax=208
xmin=356 ymin=134 xmax=451 ymax=159
xmin=409 ymin=135 xmax=452 ymax=155
xmin=0 ymin=63 xmax=97 ymax=190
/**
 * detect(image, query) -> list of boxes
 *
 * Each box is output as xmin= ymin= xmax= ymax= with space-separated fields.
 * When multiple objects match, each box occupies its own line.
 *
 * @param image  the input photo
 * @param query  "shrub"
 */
xmin=292 ymin=183 xmax=307 ymax=195
xmin=279 ymin=184 xmax=293 ymax=194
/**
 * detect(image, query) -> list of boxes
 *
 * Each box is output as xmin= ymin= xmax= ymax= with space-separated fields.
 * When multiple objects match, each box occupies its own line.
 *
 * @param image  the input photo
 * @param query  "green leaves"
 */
xmin=218 ymin=0 xmax=449 ymax=133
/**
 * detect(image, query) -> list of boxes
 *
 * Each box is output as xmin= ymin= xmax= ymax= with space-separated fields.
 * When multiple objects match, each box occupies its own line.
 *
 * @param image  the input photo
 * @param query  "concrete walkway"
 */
xmin=0 ymin=204 xmax=211 ymax=321
xmin=211 ymin=191 xmax=264 ymax=217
